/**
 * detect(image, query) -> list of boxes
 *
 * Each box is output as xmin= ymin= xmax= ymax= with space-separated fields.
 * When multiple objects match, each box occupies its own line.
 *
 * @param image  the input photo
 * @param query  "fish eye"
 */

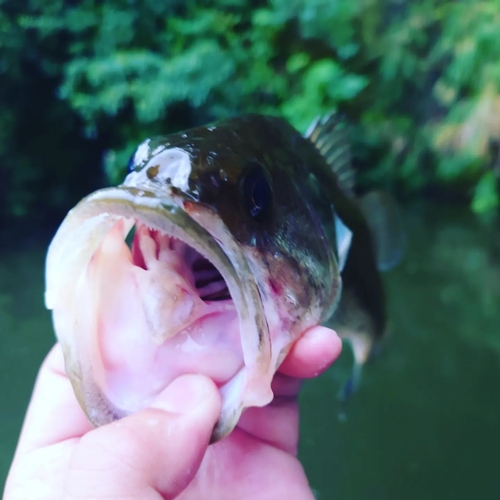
xmin=239 ymin=161 xmax=273 ymax=223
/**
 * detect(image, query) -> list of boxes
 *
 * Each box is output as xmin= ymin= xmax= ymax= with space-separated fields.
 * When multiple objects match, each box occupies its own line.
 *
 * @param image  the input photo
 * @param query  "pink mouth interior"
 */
xmin=86 ymin=219 xmax=243 ymax=413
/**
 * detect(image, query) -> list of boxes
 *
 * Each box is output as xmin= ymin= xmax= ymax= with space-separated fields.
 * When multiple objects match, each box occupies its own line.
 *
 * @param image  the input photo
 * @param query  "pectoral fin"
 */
xmin=335 ymin=214 xmax=353 ymax=272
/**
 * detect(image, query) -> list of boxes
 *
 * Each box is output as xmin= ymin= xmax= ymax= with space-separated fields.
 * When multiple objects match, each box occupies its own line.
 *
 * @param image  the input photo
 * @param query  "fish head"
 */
xmin=45 ymin=115 xmax=343 ymax=441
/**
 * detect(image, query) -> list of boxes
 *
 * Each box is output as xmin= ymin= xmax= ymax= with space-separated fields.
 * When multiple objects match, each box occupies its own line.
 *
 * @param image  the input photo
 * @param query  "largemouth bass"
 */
xmin=45 ymin=114 xmax=400 ymax=441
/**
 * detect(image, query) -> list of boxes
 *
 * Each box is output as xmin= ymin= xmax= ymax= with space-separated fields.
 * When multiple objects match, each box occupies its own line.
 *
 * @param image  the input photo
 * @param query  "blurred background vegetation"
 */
xmin=2 ymin=0 xmax=500 ymax=234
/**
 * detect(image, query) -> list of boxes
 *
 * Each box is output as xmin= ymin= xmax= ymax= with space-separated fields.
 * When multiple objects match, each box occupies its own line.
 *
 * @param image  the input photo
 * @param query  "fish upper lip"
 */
xmin=46 ymin=185 xmax=241 ymax=308
xmin=85 ymin=185 xmax=243 ymax=282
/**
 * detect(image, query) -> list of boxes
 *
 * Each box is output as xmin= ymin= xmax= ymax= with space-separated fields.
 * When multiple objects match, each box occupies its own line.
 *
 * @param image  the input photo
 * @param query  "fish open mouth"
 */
xmin=46 ymin=186 xmax=273 ymax=439
xmin=45 ymin=118 xmax=351 ymax=439
xmin=76 ymin=216 xmax=244 ymax=419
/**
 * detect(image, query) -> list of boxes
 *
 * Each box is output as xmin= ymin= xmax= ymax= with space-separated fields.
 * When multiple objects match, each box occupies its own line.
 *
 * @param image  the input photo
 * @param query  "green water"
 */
xmin=0 ymin=245 xmax=55 ymax=485
xmin=2 ymin=204 xmax=500 ymax=498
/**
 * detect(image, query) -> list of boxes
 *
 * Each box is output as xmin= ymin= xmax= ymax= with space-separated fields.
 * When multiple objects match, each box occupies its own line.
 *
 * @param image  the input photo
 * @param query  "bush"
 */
xmin=2 ymin=0 xmax=500 ymax=226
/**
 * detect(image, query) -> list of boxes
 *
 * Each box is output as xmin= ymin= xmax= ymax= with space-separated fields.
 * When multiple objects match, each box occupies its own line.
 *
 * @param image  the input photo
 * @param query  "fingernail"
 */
xmin=150 ymin=374 xmax=215 ymax=415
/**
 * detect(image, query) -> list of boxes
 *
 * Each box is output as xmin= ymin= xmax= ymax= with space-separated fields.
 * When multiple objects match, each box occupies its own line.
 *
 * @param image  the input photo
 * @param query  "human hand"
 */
xmin=4 ymin=326 xmax=341 ymax=500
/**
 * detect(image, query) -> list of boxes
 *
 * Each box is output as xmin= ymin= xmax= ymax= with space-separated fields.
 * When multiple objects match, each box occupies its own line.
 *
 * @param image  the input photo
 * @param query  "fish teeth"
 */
xmin=133 ymin=222 xmax=231 ymax=302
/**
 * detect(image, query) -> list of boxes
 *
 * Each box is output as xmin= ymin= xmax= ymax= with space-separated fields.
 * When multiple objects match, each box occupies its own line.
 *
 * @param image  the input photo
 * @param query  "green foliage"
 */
xmin=2 ymin=0 xmax=500 ymax=226
xmin=282 ymin=59 xmax=368 ymax=132
xmin=472 ymin=171 xmax=499 ymax=213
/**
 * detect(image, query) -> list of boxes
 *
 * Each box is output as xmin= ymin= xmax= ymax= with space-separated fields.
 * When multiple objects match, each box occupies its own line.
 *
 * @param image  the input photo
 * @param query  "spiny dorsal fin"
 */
xmin=305 ymin=112 xmax=355 ymax=196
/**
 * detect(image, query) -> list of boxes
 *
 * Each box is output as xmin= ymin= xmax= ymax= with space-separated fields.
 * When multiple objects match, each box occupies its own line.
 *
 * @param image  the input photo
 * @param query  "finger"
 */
xmin=14 ymin=344 xmax=93 ymax=457
xmin=65 ymin=374 xmax=221 ymax=500
xmin=236 ymin=373 xmax=301 ymax=453
xmin=271 ymin=372 xmax=302 ymax=397
xmin=237 ymin=398 xmax=299 ymax=454
xmin=236 ymin=328 xmax=342 ymax=453
xmin=278 ymin=325 xmax=342 ymax=378
xmin=177 ymin=429 xmax=316 ymax=500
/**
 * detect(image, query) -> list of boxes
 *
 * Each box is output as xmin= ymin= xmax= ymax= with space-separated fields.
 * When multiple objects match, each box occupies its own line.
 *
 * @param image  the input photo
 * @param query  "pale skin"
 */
xmin=4 ymin=326 xmax=342 ymax=500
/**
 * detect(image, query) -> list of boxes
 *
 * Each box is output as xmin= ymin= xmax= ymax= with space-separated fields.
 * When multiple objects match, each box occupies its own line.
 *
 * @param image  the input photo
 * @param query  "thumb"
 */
xmin=65 ymin=374 xmax=221 ymax=500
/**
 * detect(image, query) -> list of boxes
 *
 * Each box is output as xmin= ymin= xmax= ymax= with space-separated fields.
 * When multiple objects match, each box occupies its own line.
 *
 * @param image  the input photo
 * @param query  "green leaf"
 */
xmin=472 ymin=171 xmax=499 ymax=213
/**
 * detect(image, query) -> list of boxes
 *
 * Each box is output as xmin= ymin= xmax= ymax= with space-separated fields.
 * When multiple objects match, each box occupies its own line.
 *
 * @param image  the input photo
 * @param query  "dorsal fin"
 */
xmin=305 ymin=112 xmax=355 ymax=196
